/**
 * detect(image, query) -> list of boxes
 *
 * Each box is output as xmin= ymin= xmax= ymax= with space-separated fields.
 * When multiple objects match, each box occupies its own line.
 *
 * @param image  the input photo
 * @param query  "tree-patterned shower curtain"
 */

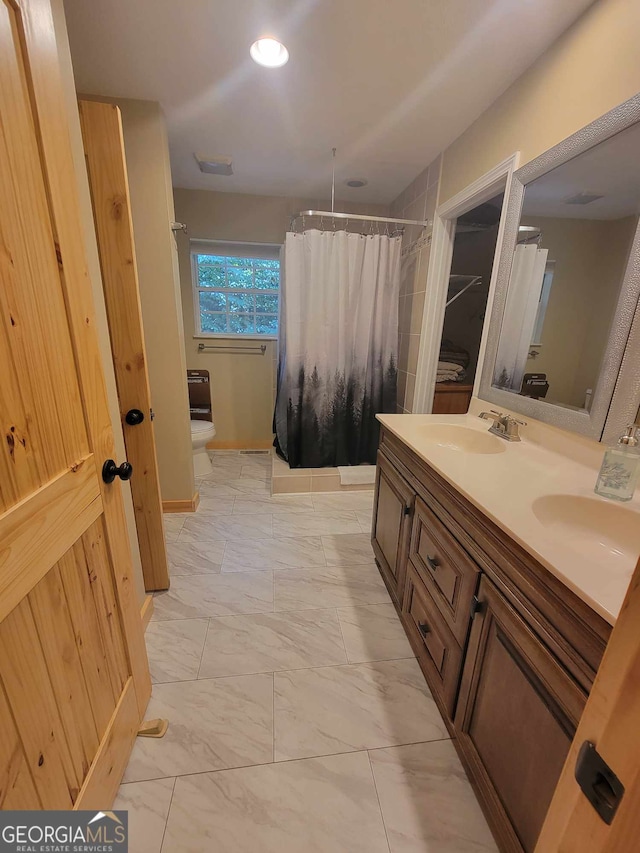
xmin=274 ymin=229 xmax=402 ymax=467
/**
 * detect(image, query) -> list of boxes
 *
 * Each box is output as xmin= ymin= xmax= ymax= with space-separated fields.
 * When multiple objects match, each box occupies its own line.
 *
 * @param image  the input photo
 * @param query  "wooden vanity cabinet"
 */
xmin=372 ymin=450 xmax=414 ymax=605
xmin=372 ymin=429 xmax=611 ymax=853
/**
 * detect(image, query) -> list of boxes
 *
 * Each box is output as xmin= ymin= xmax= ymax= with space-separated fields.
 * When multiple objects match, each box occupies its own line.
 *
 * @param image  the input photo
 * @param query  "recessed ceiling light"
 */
xmin=345 ymin=178 xmax=368 ymax=188
xmin=250 ymin=37 xmax=289 ymax=68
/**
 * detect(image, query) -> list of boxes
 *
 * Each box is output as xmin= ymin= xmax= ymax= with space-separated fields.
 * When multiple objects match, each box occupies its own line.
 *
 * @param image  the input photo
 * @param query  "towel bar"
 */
xmin=198 ymin=342 xmax=267 ymax=355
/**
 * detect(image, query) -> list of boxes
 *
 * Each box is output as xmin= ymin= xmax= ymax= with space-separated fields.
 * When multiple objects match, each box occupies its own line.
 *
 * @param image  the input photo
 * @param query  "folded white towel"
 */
xmin=438 ymin=361 xmax=464 ymax=373
xmin=338 ymin=465 xmax=376 ymax=486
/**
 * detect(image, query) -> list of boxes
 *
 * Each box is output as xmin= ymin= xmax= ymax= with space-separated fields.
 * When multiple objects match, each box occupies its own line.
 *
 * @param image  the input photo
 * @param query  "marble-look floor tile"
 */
xmin=274 ymin=564 xmax=390 ymax=611
xmin=312 ymin=491 xmax=374 ymax=512
xmin=273 ymin=511 xmax=362 ymax=537
xmin=113 ymin=777 xmax=175 ymax=853
xmin=232 ymin=495 xmax=314 ymax=515
xmin=162 ymin=752 xmax=389 ymax=853
xmin=274 ymin=658 xmax=448 ymax=760
xmin=194 ymin=495 xmax=235 ymax=515
xmin=196 ymin=478 xmax=268 ymax=498
xmin=166 ymin=540 xmax=225 ymax=575
xmin=356 ymin=509 xmax=373 ymax=533
xmin=146 ymin=619 xmax=208 ymax=683
xmin=240 ymin=463 xmax=271 ymax=480
xmin=337 ymin=604 xmax=414 ymax=663
xmin=198 ymin=609 xmax=347 ymax=678
xmin=152 ymin=572 xmax=274 ymax=620
xmin=322 ymin=533 xmax=375 ymax=566
xmin=222 ymin=536 xmax=326 ymax=572
xmin=124 ymin=675 xmax=273 ymax=782
xmin=163 ymin=515 xmax=185 ymax=543
xmin=180 ymin=513 xmax=273 ymax=543
xmin=369 ymin=741 xmax=498 ymax=852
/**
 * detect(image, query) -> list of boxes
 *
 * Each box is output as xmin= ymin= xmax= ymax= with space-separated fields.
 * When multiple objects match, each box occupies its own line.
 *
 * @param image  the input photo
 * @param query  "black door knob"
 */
xmin=102 ymin=459 xmax=133 ymax=484
xmin=125 ymin=408 xmax=145 ymax=426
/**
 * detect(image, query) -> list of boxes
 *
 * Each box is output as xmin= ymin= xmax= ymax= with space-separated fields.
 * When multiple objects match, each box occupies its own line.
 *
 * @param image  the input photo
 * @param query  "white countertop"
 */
xmin=377 ymin=406 xmax=640 ymax=625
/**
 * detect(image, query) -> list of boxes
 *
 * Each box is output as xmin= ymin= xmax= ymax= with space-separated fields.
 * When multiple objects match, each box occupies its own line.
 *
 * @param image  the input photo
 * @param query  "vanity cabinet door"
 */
xmin=372 ymin=450 xmax=415 ymax=604
xmin=455 ymin=576 xmax=587 ymax=853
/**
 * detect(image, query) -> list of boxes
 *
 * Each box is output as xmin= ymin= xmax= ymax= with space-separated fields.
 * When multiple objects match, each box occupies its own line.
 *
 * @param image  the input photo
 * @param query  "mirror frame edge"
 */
xmin=478 ymin=93 xmax=640 ymax=442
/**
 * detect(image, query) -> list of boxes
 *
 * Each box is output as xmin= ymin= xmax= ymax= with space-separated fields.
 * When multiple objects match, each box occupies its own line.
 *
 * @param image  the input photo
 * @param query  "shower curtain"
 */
xmin=274 ymin=229 xmax=402 ymax=468
xmin=493 ymin=243 xmax=548 ymax=392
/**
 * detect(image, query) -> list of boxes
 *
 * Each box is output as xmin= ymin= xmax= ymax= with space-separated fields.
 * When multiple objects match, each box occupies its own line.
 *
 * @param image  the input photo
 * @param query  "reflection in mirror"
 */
xmin=493 ymin=121 xmax=640 ymax=411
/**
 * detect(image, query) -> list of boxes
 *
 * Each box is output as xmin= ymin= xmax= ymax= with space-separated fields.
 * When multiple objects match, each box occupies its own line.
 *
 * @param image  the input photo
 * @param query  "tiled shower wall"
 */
xmin=390 ymin=155 xmax=441 ymax=413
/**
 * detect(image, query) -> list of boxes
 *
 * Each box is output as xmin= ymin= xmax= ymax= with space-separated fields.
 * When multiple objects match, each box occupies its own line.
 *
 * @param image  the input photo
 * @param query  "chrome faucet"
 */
xmin=479 ymin=410 xmax=527 ymax=442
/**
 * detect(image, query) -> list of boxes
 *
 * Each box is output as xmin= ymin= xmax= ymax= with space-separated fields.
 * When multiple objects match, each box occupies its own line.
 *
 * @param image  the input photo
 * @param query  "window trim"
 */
xmin=191 ymin=241 xmax=281 ymax=340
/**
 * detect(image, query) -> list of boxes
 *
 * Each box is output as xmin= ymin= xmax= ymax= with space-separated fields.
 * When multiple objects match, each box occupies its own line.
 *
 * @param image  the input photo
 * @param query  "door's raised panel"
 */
xmin=410 ymin=496 xmax=479 ymax=645
xmin=58 ymin=545 xmax=120 ymax=737
xmin=29 ymin=565 xmax=100 ymax=782
xmin=0 ymin=0 xmax=88 ymax=511
xmin=0 ymin=683 xmax=39 ymax=809
xmin=403 ymin=566 xmax=464 ymax=715
xmin=0 ymin=599 xmax=78 ymax=807
xmin=81 ymin=520 xmax=130 ymax=697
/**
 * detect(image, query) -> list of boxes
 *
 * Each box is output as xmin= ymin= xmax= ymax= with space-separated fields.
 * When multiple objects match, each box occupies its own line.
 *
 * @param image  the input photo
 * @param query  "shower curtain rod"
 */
xmin=291 ymin=209 xmax=432 ymax=228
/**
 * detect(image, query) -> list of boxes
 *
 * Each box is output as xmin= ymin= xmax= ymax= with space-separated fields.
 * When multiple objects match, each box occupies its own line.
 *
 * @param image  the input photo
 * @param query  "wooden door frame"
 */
xmin=79 ymin=98 xmax=170 ymax=592
xmin=413 ymin=153 xmax=520 ymax=413
xmin=14 ymin=0 xmax=151 ymax=807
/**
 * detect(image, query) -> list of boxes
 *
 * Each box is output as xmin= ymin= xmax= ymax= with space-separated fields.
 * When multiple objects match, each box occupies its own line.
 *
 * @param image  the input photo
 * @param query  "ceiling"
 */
xmin=63 ymin=0 xmax=595 ymax=204
xmin=522 ymin=121 xmax=640 ymax=220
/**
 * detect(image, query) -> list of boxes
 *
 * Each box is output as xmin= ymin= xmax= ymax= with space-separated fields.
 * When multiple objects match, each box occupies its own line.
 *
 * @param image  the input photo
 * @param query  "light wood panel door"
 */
xmin=0 ymin=0 xmax=151 ymax=810
xmin=78 ymin=98 xmax=170 ymax=592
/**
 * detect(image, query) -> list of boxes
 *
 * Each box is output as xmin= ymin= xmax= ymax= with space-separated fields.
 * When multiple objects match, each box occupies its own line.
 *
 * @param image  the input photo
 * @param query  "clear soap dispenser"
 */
xmin=594 ymin=425 xmax=640 ymax=502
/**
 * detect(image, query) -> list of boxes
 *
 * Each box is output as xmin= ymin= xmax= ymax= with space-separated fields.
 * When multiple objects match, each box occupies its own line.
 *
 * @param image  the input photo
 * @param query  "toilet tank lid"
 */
xmin=190 ymin=419 xmax=214 ymax=433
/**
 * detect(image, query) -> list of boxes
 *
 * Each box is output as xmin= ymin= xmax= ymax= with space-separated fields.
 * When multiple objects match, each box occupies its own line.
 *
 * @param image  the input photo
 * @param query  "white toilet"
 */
xmin=190 ymin=418 xmax=216 ymax=476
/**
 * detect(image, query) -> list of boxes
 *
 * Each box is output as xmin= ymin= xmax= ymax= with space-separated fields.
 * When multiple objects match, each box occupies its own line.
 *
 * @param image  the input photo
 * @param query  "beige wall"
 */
xmin=389 ymin=157 xmax=442 ymax=413
xmin=523 ymin=215 xmax=637 ymax=408
xmin=173 ymin=189 xmax=389 ymax=446
xmin=51 ymin=0 xmax=145 ymax=603
xmin=440 ymin=0 xmax=640 ymax=203
xmin=81 ymin=97 xmax=195 ymax=502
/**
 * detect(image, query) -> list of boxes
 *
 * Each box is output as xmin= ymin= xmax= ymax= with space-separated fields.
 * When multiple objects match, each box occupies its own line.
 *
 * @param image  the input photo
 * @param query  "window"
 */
xmin=192 ymin=244 xmax=280 ymax=338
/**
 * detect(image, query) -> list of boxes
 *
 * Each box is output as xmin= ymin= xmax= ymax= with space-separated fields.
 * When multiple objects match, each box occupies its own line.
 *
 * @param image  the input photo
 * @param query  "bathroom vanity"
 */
xmin=369 ymin=410 xmax=638 ymax=853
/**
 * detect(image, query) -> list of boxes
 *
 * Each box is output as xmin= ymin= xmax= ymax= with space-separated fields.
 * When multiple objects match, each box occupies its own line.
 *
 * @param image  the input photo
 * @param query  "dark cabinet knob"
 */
xmin=418 ymin=621 xmax=430 ymax=639
xmin=125 ymin=408 xmax=145 ymax=426
xmin=102 ymin=459 xmax=133 ymax=484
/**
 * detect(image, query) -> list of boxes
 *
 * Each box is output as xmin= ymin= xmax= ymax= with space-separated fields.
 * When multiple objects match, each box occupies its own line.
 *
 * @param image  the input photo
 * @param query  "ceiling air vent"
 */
xmin=194 ymin=154 xmax=233 ymax=176
xmin=564 ymin=191 xmax=604 ymax=205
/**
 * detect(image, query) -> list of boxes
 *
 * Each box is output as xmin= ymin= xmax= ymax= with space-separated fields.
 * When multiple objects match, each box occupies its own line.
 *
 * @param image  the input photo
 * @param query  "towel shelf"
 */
xmin=197 ymin=342 xmax=267 ymax=355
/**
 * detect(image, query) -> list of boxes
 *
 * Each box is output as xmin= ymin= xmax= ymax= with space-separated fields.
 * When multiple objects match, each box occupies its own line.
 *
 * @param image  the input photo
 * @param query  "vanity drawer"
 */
xmin=410 ymin=496 xmax=480 ymax=646
xmin=402 ymin=565 xmax=463 ymax=716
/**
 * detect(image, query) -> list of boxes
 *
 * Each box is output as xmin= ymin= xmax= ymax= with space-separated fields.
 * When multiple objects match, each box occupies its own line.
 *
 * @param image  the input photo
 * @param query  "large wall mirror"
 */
xmin=479 ymin=95 xmax=640 ymax=441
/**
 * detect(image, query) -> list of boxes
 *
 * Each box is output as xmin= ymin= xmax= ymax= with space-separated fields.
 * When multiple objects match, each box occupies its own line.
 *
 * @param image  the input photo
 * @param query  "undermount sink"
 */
xmin=421 ymin=424 xmax=506 ymax=454
xmin=532 ymin=494 xmax=640 ymax=570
